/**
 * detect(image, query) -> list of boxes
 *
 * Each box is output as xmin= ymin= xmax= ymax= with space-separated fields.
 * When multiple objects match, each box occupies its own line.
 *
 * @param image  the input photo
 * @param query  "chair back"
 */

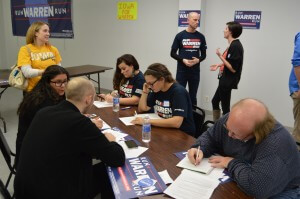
xmin=192 ymin=105 xmax=205 ymax=138
xmin=0 ymin=128 xmax=13 ymax=171
xmin=200 ymin=120 xmax=215 ymax=135
xmin=0 ymin=178 xmax=12 ymax=199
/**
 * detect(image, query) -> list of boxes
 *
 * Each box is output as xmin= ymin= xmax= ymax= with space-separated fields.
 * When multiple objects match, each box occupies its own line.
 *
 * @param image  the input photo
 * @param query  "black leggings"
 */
xmin=211 ymin=85 xmax=232 ymax=114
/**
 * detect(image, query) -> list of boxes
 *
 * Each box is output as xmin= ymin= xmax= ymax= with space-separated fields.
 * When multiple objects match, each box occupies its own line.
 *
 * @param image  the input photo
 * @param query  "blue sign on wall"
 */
xmin=11 ymin=0 xmax=74 ymax=38
xmin=234 ymin=11 xmax=262 ymax=29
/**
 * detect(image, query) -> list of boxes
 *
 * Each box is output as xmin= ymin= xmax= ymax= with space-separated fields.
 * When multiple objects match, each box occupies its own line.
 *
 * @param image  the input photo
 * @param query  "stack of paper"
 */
xmin=119 ymin=113 xmax=162 ymax=126
xmin=164 ymin=169 xmax=220 ymax=199
xmin=118 ymin=141 xmax=148 ymax=159
xmin=176 ymin=156 xmax=214 ymax=174
xmin=93 ymin=101 xmax=113 ymax=108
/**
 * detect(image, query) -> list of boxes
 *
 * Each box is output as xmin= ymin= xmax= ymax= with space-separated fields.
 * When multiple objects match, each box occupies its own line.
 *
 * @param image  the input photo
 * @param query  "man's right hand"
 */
xmin=188 ymin=147 xmax=203 ymax=165
xmin=104 ymin=133 xmax=116 ymax=142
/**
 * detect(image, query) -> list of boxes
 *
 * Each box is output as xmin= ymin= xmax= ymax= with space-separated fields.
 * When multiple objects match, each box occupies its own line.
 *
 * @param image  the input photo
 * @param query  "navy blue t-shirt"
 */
xmin=171 ymin=30 xmax=207 ymax=72
xmin=119 ymin=71 xmax=145 ymax=98
xmin=147 ymin=82 xmax=195 ymax=136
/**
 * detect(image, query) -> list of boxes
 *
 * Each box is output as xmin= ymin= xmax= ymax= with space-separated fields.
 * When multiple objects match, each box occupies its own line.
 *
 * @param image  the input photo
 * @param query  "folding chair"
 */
xmin=200 ymin=120 xmax=215 ymax=134
xmin=192 ymin=105 xmax=206 ymax=138
xmin=0 ymin=128 xmax=16 ymax=189
xmin=0 ymin=178 xmax=12 ymax=199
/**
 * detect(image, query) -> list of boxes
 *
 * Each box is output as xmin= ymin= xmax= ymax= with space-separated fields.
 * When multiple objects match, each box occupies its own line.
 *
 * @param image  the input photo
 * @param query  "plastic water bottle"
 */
xmin=112 ymin=90 xmax=120 ymax=112
xmin=142 ymin=115 xmax=151 ymax=143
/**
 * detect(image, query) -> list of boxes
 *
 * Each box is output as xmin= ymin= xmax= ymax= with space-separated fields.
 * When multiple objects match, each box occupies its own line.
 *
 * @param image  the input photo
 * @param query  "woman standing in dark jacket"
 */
xmin=16 ymin=65 xmax=69 ymax=167
xmin=210 ymin=21 xmax=244 ymax=121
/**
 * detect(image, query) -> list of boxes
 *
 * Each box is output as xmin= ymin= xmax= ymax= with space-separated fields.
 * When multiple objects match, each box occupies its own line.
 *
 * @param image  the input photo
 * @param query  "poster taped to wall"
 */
xmin=11 ymin=0 xmax=74 ymax=38
xmin=234 ymin=11 xmax=262 ymax=29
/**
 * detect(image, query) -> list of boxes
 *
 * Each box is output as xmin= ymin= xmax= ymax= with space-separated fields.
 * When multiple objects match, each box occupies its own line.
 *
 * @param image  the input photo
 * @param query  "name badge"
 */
xmin=163 ymin=100 xmax=170 ymax=107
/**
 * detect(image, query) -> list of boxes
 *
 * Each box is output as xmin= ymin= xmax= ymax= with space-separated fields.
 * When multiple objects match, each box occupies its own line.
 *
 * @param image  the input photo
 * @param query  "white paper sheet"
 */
xmin=93 ymin=101 xmax=113 ymax=108
xmin=118 ymin=141 xmax=148 ymax=158
xmin=119 ymin=113 xmax=162 ymax=126
xmin=164 ymin=169 xmax=220 ymax=199
xmin=158 ymin=170 xmax=174 ymax=184
xmin=176 ymin=156 xmax=214 ymax=174
xmin=102 ymin=129 xmax=128 ymax=142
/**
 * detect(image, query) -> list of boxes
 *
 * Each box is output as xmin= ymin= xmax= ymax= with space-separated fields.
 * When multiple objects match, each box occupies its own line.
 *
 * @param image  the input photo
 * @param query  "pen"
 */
xmin=195 ymin=146 xmax=200 ymax=166
xmin=121 ymin=106 xmax=131 ymax=110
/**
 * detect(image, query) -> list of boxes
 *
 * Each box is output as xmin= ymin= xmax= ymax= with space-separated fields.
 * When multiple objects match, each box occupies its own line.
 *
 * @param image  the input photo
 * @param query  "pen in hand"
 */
xmin=134 ymin=111 xmax=138 ymax=118
xmin=121 ymin=106 xmax=131 ymax=110
xmin=195 ymin=146 xmax=201 ymax=166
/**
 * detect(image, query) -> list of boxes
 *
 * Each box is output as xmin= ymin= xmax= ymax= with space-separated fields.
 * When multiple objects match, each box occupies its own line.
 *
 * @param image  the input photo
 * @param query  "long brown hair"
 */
xmin=17 ymin=65 xmax=69 ymax=116
xmin=113 ymin=54 xmax=139 ymax=90
xmin=144 ymin=63 xmax=175 ymax=83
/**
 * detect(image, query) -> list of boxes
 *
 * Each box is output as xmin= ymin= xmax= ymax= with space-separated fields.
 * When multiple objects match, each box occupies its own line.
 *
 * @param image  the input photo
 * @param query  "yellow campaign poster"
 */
xmin=117 ymin=2 xmax=137 ymax=20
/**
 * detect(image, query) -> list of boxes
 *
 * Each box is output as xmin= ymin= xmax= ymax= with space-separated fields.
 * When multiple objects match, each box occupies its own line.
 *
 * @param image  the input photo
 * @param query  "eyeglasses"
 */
xmin=50 ymin=80 xmax=68 ymax=87
xmin=146 ymin=79 xmax=159 ymax=87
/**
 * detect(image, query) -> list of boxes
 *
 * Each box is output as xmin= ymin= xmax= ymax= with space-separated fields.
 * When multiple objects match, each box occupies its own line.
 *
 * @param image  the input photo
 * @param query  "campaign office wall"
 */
xmin=1 ymin=0 xmax=299 ymax=127
xmin=1 ymin=0 xmax=179 ymax=85
xmin=199 ymin=0 xmax=299 ymax=127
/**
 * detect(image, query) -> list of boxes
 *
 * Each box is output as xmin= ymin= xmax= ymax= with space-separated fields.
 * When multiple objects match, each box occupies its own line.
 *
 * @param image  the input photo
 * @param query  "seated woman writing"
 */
xmin=99 ymin=54 xmax=145 ymax=105
xmin=131 ymin=63 xmax=195 ymax=136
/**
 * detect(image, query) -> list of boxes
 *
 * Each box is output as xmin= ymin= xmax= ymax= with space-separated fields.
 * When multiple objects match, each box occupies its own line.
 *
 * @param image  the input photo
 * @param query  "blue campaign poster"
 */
xmin=11 ymin=0 xmax=74 ymax=38
xmin=107 ymin=157 xmax=167 ymax=199
xmin=234 ymin=11 xmax=262 ymax=29
xmin=178 ymin=10 xmax=201 ymax=27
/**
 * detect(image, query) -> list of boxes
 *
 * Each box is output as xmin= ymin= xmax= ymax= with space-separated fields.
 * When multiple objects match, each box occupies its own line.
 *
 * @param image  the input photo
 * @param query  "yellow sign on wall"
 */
xmin=117 ymin=2 xmax=137 ymax=20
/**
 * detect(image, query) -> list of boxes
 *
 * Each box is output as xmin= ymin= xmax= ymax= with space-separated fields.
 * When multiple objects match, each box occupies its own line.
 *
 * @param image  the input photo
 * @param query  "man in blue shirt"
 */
xmin=289 ymin=32 xmax=300 ymax=147
xmin=171 ymin=12 xmax=207 ymax=105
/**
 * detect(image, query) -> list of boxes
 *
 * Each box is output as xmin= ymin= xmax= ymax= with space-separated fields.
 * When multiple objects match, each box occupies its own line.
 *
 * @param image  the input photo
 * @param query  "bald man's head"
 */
xmin=65 ymin=77 xmax=95 ymax=102
xmin=227 ymin=98 xmax=275 ymax=143
xmin=187 ymin=12 xmax=200 ymax=30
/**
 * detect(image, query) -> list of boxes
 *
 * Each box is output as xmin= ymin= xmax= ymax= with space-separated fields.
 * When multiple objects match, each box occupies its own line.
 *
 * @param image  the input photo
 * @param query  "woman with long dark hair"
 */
xmin=15 ymin=65 xmax=69 ymax=166
xmin=99 ymin=54 xmax=145 ymax=105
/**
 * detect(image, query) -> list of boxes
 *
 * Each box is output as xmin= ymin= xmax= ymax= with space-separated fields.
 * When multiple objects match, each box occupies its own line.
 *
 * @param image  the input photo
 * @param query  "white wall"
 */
xmin=1 ymin=0 xmax=299 ymax=127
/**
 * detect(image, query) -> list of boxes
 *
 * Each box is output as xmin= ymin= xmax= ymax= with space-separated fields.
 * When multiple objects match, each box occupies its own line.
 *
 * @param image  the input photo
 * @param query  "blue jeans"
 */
xmin=269 ymin=187 xmax=300 ymax=199
xmin=176 ymin=70 xmax=199 ymax=105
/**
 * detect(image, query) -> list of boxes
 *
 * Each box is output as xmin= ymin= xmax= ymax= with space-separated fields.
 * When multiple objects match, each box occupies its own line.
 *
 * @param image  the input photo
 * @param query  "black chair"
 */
xmin=0 ymin=178 xmax=12 ymax=199
xmin=0 ymin=128 xmax=16 ymax=190
xmin=200 ymin=120 xmax=215 ymax=134
xmin=192 ymin=105 xmax=206 ymax=138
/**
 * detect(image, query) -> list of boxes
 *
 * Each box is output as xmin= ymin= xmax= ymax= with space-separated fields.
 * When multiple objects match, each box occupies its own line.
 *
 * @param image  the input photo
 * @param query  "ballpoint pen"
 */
xmin=195 ymin=146 xmax=200 ymax=166
xmin=121 ymin=106 xmax=131 ymax=110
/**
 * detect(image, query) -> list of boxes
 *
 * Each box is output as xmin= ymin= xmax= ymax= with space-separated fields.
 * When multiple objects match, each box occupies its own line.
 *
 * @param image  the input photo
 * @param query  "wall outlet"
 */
xmin=204 ymin=96 xmax=209 ymax=103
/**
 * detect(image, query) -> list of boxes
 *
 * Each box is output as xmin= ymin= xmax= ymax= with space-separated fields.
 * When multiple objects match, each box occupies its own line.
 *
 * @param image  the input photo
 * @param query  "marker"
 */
xmin=121 ymin=106 xmax=131 ymax=110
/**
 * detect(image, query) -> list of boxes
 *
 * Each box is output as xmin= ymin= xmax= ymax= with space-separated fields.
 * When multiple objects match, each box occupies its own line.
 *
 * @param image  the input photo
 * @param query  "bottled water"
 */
xmin=142 ymin=115 xmax=151 ymax=143
xmin=112 ymin=90 xmax=120 ymax=112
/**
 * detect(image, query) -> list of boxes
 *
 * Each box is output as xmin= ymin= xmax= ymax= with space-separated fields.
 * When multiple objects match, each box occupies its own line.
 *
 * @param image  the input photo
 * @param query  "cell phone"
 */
xmin=125 ymin=140 xmax=138 ymax=148
xmin=88 ymin=114 xmax=97 ymax=119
